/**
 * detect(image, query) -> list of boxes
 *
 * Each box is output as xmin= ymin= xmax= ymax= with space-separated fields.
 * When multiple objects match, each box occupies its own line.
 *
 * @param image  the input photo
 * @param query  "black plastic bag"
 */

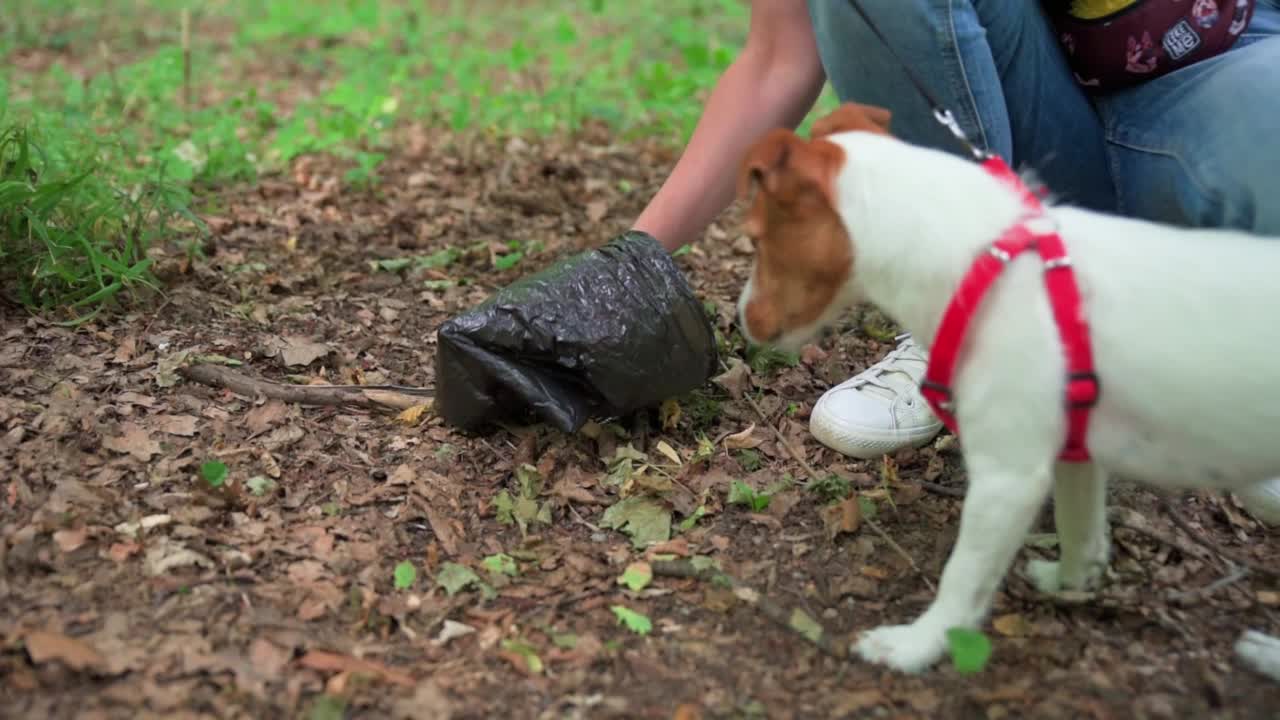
xmin=434 ymin=230 xmax=719 ymax=434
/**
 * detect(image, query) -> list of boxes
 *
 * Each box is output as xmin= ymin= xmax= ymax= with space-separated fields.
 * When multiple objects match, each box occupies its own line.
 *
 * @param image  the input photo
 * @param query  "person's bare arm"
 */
xmin=632 ymin=0 xmax=827 ymax=252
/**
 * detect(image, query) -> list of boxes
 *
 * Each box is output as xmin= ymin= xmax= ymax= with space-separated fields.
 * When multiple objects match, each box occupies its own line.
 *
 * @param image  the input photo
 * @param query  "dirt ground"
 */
xmin=4 ymin=125 xmax=1280 ymax=720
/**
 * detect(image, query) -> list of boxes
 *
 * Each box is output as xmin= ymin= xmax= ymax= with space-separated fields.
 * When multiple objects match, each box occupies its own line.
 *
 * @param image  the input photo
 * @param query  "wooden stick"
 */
xmin=178 ymin=364 xmax=434 ymax=413
xmin=919 ymin=480 xmax=966 ymax=498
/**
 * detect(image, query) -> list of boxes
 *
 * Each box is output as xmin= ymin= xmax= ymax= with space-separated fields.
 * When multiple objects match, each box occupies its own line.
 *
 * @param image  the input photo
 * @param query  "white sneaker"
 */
xmin=1238 ymin=478 xmax=1280 ymax=527
xmin=809 ymin=334 xmax=943 ymax=460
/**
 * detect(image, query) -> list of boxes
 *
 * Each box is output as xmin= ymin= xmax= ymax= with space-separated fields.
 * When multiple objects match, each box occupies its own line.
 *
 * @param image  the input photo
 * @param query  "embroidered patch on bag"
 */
xmin=1163 ymin=20 xmax=1202 ymax=59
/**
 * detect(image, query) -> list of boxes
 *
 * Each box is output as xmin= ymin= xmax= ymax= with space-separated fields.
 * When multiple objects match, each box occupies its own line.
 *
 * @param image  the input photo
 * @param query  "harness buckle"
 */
xmin=1066 ymin=371 xmax=1101 ymax=409
xmin=1044 ymin=256 xmax=1072 ymax=271
xmin=920 ymin=379 xmax=955 ymax=412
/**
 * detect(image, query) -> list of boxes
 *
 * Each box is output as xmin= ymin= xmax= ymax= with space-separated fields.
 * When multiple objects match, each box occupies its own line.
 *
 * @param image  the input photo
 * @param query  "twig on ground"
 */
xmin=725 ymin=360 xmax=937 ymax=591
xmin=651 ymin=558 xmax=847 ymax=660
xmin=1168 ymin=566 xmax=1250 ymax=606
xmin=1158 ymin=498 xmax=1279 ymax=581
xmin=918 ymin=480 xmax=966 ymax=498
xmin=738 ymin=384 xmax=823 ymax=483
xmin=863 ymin=519 xmax=935 ymax=591
xmin=178 ymin=363 xmax=434 ymax=413
xmin=1108 ymin=506 xmax=1214 ymax=562
xmin=569 ymin=504 xmax=602 ymax=533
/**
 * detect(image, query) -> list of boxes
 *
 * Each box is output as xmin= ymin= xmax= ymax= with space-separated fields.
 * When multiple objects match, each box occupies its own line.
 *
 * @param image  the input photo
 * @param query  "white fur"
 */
xmin=738 ymin=130 xmax=1280 ymax=673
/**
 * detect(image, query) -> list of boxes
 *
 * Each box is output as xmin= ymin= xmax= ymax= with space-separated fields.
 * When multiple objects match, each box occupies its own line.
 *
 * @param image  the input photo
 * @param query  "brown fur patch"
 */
xmin=810 ymin=102 xmax=893 ymax=140
xmin=735 ymin=103 xmax=895 ymax=343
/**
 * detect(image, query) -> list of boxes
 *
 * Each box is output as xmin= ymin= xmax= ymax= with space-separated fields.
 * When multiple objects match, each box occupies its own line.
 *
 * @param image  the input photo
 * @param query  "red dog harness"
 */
xmin=918 ymin=156 xmax=1101 ymax=462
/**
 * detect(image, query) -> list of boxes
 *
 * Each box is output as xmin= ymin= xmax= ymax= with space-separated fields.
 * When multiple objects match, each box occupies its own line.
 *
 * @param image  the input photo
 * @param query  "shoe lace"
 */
xmin=849 ymin=333 xmax=918 ymax=392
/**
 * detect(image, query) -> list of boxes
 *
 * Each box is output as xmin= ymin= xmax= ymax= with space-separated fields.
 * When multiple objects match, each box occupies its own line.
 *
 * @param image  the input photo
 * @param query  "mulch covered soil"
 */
xmin=3 ymin=124 xmax=1280 ymax=720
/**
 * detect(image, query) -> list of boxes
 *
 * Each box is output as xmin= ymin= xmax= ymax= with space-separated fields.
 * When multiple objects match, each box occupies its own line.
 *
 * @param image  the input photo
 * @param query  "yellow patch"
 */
xmin=1069 ymin=0 xmax=1143 ymax=20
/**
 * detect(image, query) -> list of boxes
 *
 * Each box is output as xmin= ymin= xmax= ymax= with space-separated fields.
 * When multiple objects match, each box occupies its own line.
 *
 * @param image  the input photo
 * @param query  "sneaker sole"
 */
xmin=808 ymin=413 xmax=941 ymax=460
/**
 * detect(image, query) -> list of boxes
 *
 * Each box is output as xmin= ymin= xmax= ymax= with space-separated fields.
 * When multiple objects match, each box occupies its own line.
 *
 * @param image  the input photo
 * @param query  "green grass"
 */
xmin=0 ymin=1 xmax=838 ymax=316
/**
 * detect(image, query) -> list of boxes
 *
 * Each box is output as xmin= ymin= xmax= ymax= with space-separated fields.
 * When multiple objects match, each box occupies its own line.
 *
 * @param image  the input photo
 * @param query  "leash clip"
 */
xmin=932 ymin=107 xmax=992 ymax=162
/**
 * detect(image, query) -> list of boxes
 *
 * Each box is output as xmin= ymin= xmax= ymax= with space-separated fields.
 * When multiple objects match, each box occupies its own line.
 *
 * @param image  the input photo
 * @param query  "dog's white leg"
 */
xmin=1236 ymin=630 xmax=1280 ymax=684
xmin=1236 ymin=479 xmax=1280 ymax=527
xmin=1026 ymin=462 xmax=1110 ymax=593
xmin=855 ymin=454 xmax=1053 ymax=673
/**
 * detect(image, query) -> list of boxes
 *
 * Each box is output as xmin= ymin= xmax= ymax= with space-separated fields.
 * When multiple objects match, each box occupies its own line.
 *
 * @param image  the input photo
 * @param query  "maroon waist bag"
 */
xmin=1046 ymin=0 xmax=1256 ymax=92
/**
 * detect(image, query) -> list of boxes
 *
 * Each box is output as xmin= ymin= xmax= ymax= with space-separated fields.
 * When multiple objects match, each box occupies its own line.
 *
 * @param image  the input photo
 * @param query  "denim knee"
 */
xmin=1097 ymin=35 xmax=1280 ymax=235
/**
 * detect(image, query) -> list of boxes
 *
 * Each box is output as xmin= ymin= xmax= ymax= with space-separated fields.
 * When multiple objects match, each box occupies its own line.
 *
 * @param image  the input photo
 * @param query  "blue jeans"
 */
xmin=806 ymin=0 xmax=1280 ymax=235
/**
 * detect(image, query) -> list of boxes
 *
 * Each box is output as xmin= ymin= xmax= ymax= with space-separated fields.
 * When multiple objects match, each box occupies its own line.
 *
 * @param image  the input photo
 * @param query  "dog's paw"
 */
xmin=853 ymin=623 xmax=946 ymax=674
xmin=1026 ymin=557 xmax=1105 ymax=594
xmin=1025 ymin=558 xmax=1064 ymax=594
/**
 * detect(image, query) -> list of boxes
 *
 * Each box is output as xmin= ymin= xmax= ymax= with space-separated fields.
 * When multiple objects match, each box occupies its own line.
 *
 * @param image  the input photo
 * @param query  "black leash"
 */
xmin=846 ymin=0 xmax=993 ymax=163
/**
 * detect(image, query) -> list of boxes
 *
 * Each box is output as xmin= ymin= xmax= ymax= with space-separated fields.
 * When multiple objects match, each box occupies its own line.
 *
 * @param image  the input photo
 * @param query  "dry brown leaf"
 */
xmin=278 ymin=336 xmax=332 ymax=367
xmin=585 ymin=199 xmax=609 ymax=223
xmin=421 ymin=501 xmax=460 ymax=557
xmin=144 ymin=539 xmax=214 ymax=576
xmin=659 ymin=398 xmax=682 ymax=430
xmin=24 ymin=630 xmax=105 ymax=671
xmin=117 ymin=389 xmax=156 ymax=407
xmin=820 ymin=497 xmax=862 ymax=540
xmin=712 ymin=359 xmax=753 ymax=401
xmin=249 ymin=638 xmax=292 ymax=680
xmin=287 ymin=560 xmax=327 ymax=584
xmin=993 ymin=613 xmax=1033 ymax=637
xmin=397 ymin=403 xmax=431 ymax=426
xmin=102 ymin=422 xmax=161 ymax=462
xmin=298 ymin=597 xmax=331 ymax=622
xmin=724 ymin=424 xmax=763 ymax=450
xmin=654 ymin=440 xmax=682 ymax=466
xmin=833 ymin=689 xmax=887 ymax=715
xmin=53 ymin=528 xmax=88 ymax=553
xmin=113 ymin=335 xmax=137 ymax=364
xmin=156 ymin=414 xmax=199 ymax=437
xmin=766 ymin=490 xmax=801 ymax=520
xmin=647 ymin=537 xmax=691 ymax=558
xmin=908 ymin=688 xmax=941 ymax=713
xmin=745 ymin=513 xmax=782 ymax=530
xmin=245 ymin=399 xmax=289 ymax=434
xmin=672 ymin=703 xmax=704 ymax=720
xmin=297 ymin=650 xmax=415 ymax=687
xmin=551 ymin=466 xmax=599 ymax=505
xmin=1257 ymin=590 xmax=1280 ymax=606
xmin=108 ymin=542 xmax=141 ymax=562
xmin=861 ymin=565 xmax=889 ymax=579
xmin=893 ymin=481 xmax=924 ymax=506
xmin=392 ymin=680 xmax=454 ymax=720
xmin=799 ymin=343 xmax=828 ymax=366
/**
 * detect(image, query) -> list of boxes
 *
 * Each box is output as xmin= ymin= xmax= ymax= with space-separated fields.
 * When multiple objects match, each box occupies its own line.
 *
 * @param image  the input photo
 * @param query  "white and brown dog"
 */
xmin=735 ymin=102 xmax=1280 ymax=674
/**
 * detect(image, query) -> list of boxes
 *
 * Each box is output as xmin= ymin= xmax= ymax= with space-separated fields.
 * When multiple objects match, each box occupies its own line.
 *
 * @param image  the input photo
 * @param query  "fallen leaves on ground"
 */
xmin=3 ymin=124 xmax=1279 ymax=720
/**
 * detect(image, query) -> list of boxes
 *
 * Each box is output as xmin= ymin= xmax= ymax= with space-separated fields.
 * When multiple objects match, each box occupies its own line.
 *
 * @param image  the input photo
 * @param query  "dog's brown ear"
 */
xmin=737 ymin=128 xmax=799 ymax=203
xmin=738 ymin=127 xmax=844 ymax=222
xmin=810 ymin=102 xmax=893 ymax=140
